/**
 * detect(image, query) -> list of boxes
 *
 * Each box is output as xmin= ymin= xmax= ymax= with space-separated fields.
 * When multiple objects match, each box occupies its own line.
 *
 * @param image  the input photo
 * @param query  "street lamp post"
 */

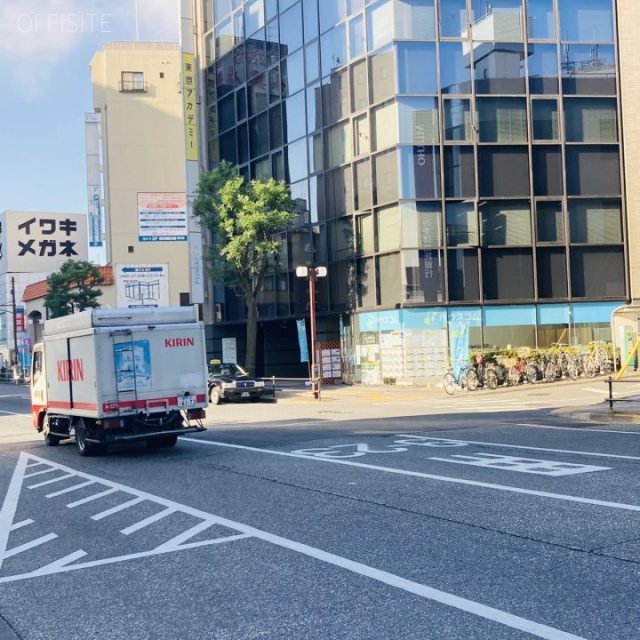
xmin=296 ymin=265 xmax=327 ymax=399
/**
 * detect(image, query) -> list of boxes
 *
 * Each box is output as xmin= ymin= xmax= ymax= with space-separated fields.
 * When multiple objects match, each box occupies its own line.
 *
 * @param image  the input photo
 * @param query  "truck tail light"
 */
xmin=187 ymin=408 xmax=205 ymax=420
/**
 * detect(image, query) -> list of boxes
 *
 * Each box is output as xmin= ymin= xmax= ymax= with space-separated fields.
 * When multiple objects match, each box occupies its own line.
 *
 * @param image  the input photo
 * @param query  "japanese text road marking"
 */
xmin=0 ymin=452 xmax=588 ymax=640
xmin=181 ymin=438 xmax=639 ymax=513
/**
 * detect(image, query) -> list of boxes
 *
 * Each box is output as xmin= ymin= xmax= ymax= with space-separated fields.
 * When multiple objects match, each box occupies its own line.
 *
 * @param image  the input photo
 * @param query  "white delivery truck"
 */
xmin=30 ymin=306 xmax=208 ymax=456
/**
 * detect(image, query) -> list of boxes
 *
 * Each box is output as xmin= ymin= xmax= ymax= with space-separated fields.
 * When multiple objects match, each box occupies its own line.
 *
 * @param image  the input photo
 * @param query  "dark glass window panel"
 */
xmin=326 ymin=167 xmax=354 ymax=218
xmin=444 ymin=146 xmax=475 ymax=198
xmin=444 ymin=98 xmax=472 ymax=141
xmin=478 ymin=147 xmax=530 ymax=197
xmin=439 ymin=42 xmax=472 ymax=94
xmin=480 ymin=201 xmax=532 ymax=246
xmin=532 ymin=146 xmax=563 ymax=196
xmin=536 ymin=201 xmax=564 ymax=242
xmin=402 ymin=202 xmax=443 ymax=248
xmin=321 ymin=23 xmax=347 ymax=77
xmin=306 ymin=41 xmax=320 ymax=83
xmin=527 ymin=43 xmax=559 ymax=94
xmin=249 ymin=112 xmax=269 ymax=156
xmin=374 ymin=149 xmax=399 ymax=204
xmin=570 ymin=247 xmax=625 ymax=298
xmin=283 ymin=91 xmax=307 ymax=142
xmin=527 ymin=0 xmax=555 ymax=39
xmin=269 ymin=105 xmax=283 ymax=149
xmin=247 ymin=73 xmax=268 ymax=116
xmin=482 ymin=248 xmax=534 ymax=301
xmin=474 ymin=44 xmax=527 ymax=95
xmin=234 ymin=10 xmax=245 ymax=44
xmin=357 ymin=257 xmax=376 ymax=308
xmin=234 ymin=44 xmax=247 ymax=84
xmin=565 ymin=146 xmax=620 ymax=196
xmin=400 ymin=146 xmax=441 ymax=199
xmin=568 ymin=199 xmax=623 ymax=244
xmin=537 ymin=247 xmax=568 ymax=298
xmin=216 ymin=53 xmax=235 ymax=97
xmin=351 ymin=59 xmax=369 ymax=111
xmin=236 ymin=87 xmax=247 ymax=120
xmin=532 ymin=99 xmax=559 ymax=141
xmin=307 ymin=83 xmax=323 ymax=132
xmin=282 ymin=49 xmax=305 ymax=96
xmin=218 ymin=94 xmax=236 ymax=132
xmin=244 ymin=0 xmax=265 ymax=36
xmin=564 ymin=98 xmax=618 ymax=143
xmin=272 ymin=150 xmax=285 ymax=180
xmin=477 ymin=97 xmax=527 ymax=143
xmin=251 ymin=155 xmax=271 ymax=179
xmin=322 ymin=69 xmax=350 ymax=126
xmin=219 ymin=130 xmax=237 ymax=163
xmin=320 ymin=0 xmax=347 ymax=35
xmin=397 ymin=42 xmax=437 ymax=94
xmin=279 ymin=4 xmax=303 ymax=54
xmin=268 ymin=66 xmax=282 ymax=104
xmin=439 ymin=0 xmax=467 ymax=38
xmin=377 ymin=253 xmax=402 ymax=307
xmin=558 ymin=0 xmax=614 ymax=43
xmin=446 ymin=201 xmax=477 ymax=246
xmin=404 ymin=249 xmax=445 ymax=304
xmin=447 ymin=249 xmax=480 ymax=302
xmin=329 ymin=259 xmax=354 ymax=311
xmin=369 ymin=46 xmax=395 ymax=104
xmin=238 ymin=122 xmax=249 ymax=164
xmin=355 ymin=159 xmax=373 ymax=210
xmin=303 ymin=0 xmax=319 ymax=40
xmin=285 ymin=139 xmax=309 ymax=183
xmin=561 ymin=45 xmax=616 ymax=95
xmin=246 ymin=36 xmax=267 ymax=80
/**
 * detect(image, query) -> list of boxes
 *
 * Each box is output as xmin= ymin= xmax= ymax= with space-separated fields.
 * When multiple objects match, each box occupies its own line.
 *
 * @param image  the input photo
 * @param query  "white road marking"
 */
xmin=182 ymin=438 xmax=640 ymax=513
xmin=518 ymin=423 xmax=640 ymax=435
xmin=0 ymin=452 xmax=28 ymax=571
xmin=46 ymin=480 xmax=96 ymax=498
xmin=27 ymin=473 xmax=75 ymax=489
xmin=66 ymin=488 xmax=118 ymax=508
xmin=0 ymin=453 xmax=589 ymax=640
xmin=395 ymin=434 xmax=640 ymax=461
xmin=121 ymin=507 xmax=176 ymax=535
xmin=4 ymin=533 xmax=58 ymax=559
xmin=91 ymin=497 xmax=145 ymax=521
xmin=427 ymin=453 xmax=609 ymax=476
xmin=11 ymin=519 xmax=33 ymax=530
xmin=23 ymin=468 xmax=57 ymax=479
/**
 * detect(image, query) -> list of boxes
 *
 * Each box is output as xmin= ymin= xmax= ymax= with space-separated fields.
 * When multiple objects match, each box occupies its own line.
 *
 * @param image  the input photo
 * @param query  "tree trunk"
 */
xmin=244 ymin=294 xmax=258 ymax=375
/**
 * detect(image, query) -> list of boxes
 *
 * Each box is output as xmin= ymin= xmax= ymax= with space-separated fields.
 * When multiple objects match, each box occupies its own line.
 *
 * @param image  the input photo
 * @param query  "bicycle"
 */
xmin=443 ymin=366 xmax=479 ymax=395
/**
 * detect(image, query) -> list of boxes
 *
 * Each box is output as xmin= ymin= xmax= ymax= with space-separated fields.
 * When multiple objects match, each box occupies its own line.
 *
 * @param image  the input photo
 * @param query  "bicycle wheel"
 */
xmin=508 ymin=366 xmax=521 ymax=386
xmin=584 ymin=356 xmax=597 ymax=378
xmin=525 ymin=364 xmax=539 ymax=384
xmin=466 ymin=369 xmax=479 ymax=391
xmin=544 ymin=362 xmax=556 ymax=383
xmin=566 ymin=359 xmax=579 ymax=380
xmin=443 ymin=372 xmax=457 ymax=396
xmin=485 ymin=368 xmax=498 ymax=390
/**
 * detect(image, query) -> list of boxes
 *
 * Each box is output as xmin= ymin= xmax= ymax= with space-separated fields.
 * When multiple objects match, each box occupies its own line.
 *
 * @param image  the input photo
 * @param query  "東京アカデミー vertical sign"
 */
xmin=182 ymin=53 xmax=198 ymax=162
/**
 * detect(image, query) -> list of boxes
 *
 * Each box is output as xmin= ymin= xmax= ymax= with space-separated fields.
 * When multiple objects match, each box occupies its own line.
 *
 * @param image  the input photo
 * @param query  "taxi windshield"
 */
xmin=208 ymin=363 xmax=248 ymax=378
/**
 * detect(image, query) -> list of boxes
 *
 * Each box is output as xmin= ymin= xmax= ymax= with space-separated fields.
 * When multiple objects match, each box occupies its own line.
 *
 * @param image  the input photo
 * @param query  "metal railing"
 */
xmin=604 ymin=376 xmax=640 ymax=412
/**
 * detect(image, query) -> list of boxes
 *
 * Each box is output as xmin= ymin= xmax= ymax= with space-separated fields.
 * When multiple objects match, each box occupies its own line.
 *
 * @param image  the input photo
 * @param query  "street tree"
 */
xmin=193 ymin=161 xmax=296 ymax=374
xmin=45 ymin=260 xmax=105 ymax=318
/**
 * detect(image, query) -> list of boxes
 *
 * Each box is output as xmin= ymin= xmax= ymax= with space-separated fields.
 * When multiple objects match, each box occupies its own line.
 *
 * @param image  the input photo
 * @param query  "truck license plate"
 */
xmin=241 ymin=392 xmax=250 ymax=398
xmin=178 ymin=396 xmax=196 ymax=407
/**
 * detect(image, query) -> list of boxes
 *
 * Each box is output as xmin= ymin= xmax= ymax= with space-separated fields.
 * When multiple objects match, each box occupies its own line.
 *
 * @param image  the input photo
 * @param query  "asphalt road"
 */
xmin=1 ymin=380 xmax=640 ymax=639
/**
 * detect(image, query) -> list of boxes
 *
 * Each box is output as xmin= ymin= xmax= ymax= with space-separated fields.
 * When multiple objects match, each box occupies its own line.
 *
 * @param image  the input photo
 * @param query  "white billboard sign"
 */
xmin=137 ymin=192 xmax=188 ymax=242
xmin=85 ymin=113 xmax=103 ymax=247
xmin=115 ymin=264 xmax=170 ymax=308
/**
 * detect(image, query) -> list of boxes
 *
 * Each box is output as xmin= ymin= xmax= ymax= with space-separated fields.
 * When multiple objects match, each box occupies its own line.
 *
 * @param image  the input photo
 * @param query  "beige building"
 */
xmin=89 ymin=41 xmax=192 ymax=308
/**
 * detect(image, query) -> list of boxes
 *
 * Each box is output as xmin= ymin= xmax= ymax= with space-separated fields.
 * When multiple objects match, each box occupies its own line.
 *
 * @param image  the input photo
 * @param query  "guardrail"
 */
xmin=604 ymin=376 xmax=640 ymax=412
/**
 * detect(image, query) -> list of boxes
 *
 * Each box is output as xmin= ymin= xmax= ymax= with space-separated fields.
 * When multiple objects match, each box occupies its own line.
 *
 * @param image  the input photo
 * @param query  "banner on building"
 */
xmin=182 ymin=53 xmax=199 ymax=162
xmin=449 ymin=320 xmax=470 ymax=379
xmin=115 ymin=264 xmax=170 ymax=307
xmin=296 ymin=318 xmax=309 ymax=363
xmin=85 ymin=113 xmax=103 ymax=247
xmin=137 ymin=192 xmax=188 ymax=242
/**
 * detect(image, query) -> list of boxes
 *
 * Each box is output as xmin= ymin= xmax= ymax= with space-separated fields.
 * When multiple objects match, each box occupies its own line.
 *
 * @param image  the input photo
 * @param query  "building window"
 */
xmin=120 ymin=71 xmax=145 ymax=92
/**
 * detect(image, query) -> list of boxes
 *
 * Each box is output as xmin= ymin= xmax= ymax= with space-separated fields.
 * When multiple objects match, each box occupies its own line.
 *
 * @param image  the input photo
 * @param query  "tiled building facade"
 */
xmin=197 ymin=0 xmax=636 ymax=383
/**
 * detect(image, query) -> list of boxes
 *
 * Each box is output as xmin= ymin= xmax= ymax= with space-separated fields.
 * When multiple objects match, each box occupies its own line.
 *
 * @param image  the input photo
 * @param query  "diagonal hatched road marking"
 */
xmin=0 ymin=452 xmax=590 ymax=640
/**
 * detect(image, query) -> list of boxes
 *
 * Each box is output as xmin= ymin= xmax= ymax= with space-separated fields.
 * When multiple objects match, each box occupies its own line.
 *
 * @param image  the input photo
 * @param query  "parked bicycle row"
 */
xmin=443 ymin=341 xmax=617 ymax=395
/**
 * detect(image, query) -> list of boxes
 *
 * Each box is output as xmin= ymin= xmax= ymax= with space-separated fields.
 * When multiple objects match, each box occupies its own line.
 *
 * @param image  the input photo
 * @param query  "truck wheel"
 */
xmin=209 ymin=387 xmax=221 ymax=405
xmin=45 ymin=433 xmax=61 ymax=446
xmin=148 ymin=435 xmax=178 ymax=449
xmin=75 ymin=419 xmax=104 ymax=457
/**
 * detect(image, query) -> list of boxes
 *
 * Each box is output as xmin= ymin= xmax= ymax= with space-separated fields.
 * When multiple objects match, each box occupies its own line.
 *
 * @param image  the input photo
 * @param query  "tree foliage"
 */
xmin=193 ymin=161 xmax=296 ymax=373
xmin=45 ymin=260 xmax=105 ymax=318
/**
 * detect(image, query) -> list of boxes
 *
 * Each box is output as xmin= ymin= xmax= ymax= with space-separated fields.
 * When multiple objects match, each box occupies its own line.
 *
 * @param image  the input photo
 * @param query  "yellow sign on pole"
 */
xmin=182 ymin=53 xmax=198 ymax=162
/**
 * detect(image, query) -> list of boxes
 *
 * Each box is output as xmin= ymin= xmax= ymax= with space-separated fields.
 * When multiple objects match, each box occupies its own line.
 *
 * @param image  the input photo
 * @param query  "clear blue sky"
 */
xmin=0 ymin=0 xmax=180 ymax=216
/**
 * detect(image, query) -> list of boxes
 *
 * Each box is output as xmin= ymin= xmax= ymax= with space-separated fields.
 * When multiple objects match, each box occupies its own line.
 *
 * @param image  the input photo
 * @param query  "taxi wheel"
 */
xmin=209 ymin=387 xmax=221 ymax=405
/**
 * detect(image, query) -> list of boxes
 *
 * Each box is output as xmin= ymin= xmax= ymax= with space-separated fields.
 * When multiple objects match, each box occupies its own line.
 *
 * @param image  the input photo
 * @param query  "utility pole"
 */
xmin=10 ymin=276 xmax=17 ymax=366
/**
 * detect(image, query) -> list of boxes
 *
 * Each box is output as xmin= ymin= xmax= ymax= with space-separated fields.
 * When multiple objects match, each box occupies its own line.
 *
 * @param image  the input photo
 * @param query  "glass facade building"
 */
xmin=198 ymin=0 xmax=629 ymax=383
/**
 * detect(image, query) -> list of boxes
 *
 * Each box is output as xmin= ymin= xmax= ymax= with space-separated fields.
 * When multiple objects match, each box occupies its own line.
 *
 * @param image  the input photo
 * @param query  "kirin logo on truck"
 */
xmin=165 ymin=337 xmax=195 ymax=347
xmin=57 ymin=358 xmax=84 ymax=382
